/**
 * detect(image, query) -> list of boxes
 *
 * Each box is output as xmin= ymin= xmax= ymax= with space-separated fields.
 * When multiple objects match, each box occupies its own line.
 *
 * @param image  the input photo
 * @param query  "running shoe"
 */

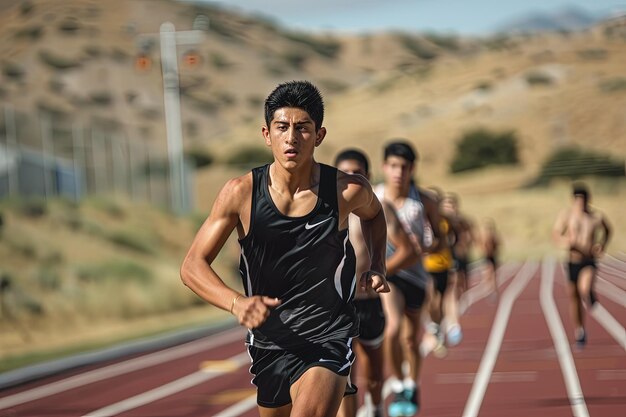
xmin=575 ymin=328 xmax=587 ymax=348
xmin=402 ymin=386 xmax=420 ymax=416
xmin=388 ymin=391 xmax=410 ymax=417
xmin=447 ymin=324 xmax=463 ymax=347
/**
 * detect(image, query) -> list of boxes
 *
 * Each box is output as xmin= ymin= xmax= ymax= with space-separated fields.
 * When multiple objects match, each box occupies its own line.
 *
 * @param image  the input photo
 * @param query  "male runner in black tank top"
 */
xmin=181 ymin=81 xmax=389 ymax=417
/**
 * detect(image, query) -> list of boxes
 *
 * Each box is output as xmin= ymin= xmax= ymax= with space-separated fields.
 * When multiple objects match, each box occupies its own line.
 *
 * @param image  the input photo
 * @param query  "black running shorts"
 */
xmin=387 ymin=275 xmax=427 ymax=311
xmin=568 ymin=259 xmax=596 ymax=283
xmin=430 ymin=271 xmax=449 ymax=295
xmin=247 ymin=338 xmax=357 ymax=408
xmin=354 ymin=297 xmax=385 ymax=348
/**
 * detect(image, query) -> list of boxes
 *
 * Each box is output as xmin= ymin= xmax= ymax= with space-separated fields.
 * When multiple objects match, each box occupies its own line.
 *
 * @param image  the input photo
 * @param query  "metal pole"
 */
xmin=71 ymin=121 xmax=85 ymax=201
xmin=160 ymin=22 xmax=186 ymax=214
xmin=40 ymin=111 xmax=54 ymax=200
xmin=4 ymin=105 xmax=19 ymax=196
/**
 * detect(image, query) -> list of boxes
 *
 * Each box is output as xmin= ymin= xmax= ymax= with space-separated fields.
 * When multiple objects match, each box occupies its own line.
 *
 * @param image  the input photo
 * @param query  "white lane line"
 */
xmin=83 ymin=351 xmax=250 ymax=417
xmin=555 ymin=264 xmax=626 ymax=349
xmin=0 ymin=327 xmax=245 ymax=410
xmin=540 ymin=258 xmax=589 ymax=417
xmin=213 ymin=394 xmax=257 ymax=417
xmin=596 ymin=369 xmax=626 ymax=380
xmin=461 ymin=261 xmax=537 ymax=417
xmin=459 ymin=262 xmax=520 ymax=314
xmin=436 ymin=371 xmax=537 ymax=384
xmin=596 ymin=277 xmax=626 ymax=308
xmin=589 ymin=305 xmax=626 ymax=350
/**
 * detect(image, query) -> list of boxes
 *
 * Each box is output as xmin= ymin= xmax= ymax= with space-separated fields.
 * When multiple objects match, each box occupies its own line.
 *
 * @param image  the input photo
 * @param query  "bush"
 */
xmin=397 ymin=34 xmax=437 ymax=60
xmin=2 ymin=61 xmax=25 ymax=80
xmin=423 ymin=33 xmax=460 ymax=51
xmin=58 ymin=18 xmax=81 ymax=34
xmin=525 ymin=71 xmax=553 ymax=86
xmin=208 ymin=51 xmax=233 ymax=70
xmin=283 ymin=32 xmax=341 ymax=59
xmin=577 ymin=48 xmax=608 ymax=60
xmin=77 ymin=260 xmax=153 ymax=284
xmin=89 ymin=91 xmax=113 ymax=106
xmin=39 ymin=49 xmax=81 ymax=70
xmin=598 ymin=77 xmax=626 ymax=93
xmin=281 ymin=50 xmax=307 ymax=70
xmin=531 ymin=147 xmax=625 ymax=186
xmin=106 ymin=231 xmax=155 ymax=254
xmin=185 ymin=148 xmax=214 ymax=168
xmin=15 ymin=198 xmax=47 ymax=218
xmin=226 ymin=146 xmax=273 ymax=166
xmin=14 ymin=25 xmax=44 ymax=40
xmin=450 ymin=129 xmax=520 ymax=173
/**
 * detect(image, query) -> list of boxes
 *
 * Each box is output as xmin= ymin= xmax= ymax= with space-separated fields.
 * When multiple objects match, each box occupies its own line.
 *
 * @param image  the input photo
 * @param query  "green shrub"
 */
xmin=475 ymin=80 xmax=493 ymax=92
xmin=577 ymin=48 xmax=608 ymax=60
xmin=89 ymin=91 xmax=113 ymax=106
xmin=15 ymin=198 xmax=47 ymax=218
xmin=423 ymin=33 xmax=460 ymax=51
xmin=83 ymin=44 xmax=103 ymax=58
xmin=185 ymin=148 xmax=214 ymax=168
xmin=39 ymin=49 xmax=81 ymax=70
xmin=106 ymin=231 xmax=155 ymax=254
xmin=226 ymin=146 xmax=273 ymax=166
xmin=450 ymin=128 xmax=520 ymax=173
xmin=281 ymin=50 xmax=307 ymax=70
xmin=14 ymin=25 xmax=44 ymax=40
xmin=283 ymin=32 xmax=341 ymax=59
xmin=3 ymin=61 xmax=25 ymax=80
xmin=33 ymin=268 xmax=61 ymax=290
xmin=531 ymin=147 xmax=625 ymax=186
xmin=397 ymin=34 xmax=437 ymax=60
xmin=209 ymin=52 xmax=233 ymax=70
xmin=58 ymin=18 xmax=81 ymax=34
xmin=20 ymin=1 xmax=34 ymax=16
xmin=525 ymin=71 xmax=553 ymax=86
xmin=77 ymin=260 xmax=153 ymax=284
xmin=598 ymin=77 xmax=626 ymax=93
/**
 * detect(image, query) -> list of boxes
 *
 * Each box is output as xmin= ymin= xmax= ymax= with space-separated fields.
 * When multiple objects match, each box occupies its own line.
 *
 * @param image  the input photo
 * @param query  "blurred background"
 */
xmin=0 ymin=0 xmax=624 ymax=372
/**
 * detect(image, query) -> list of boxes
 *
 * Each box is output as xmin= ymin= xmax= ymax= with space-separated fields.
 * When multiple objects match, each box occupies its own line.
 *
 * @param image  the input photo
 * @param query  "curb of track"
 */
xmin=0 ymin=317 xmax=237 ymax=391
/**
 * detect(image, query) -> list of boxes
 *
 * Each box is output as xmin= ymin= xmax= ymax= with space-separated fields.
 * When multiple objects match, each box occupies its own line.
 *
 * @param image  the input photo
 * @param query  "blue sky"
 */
xmin=183 ymin=0 xmax=625 ymax=34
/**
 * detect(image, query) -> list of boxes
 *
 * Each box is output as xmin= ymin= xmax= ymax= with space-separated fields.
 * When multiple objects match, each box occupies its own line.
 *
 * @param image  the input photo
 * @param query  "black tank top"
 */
xmin=239 ymin=163 xmax=358 ymax=350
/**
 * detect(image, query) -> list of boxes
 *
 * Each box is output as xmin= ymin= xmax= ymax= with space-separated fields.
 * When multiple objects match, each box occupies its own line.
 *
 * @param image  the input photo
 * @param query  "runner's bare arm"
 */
xmin=339 ymin=172 xmax=390 ymax=293
xmin=180 ymin=175 xmax=280 ymax=328
xmin=593 ymin=214 xmax=612 ymax=256
xmin=382 ymin=201 xmax=419 ymax=276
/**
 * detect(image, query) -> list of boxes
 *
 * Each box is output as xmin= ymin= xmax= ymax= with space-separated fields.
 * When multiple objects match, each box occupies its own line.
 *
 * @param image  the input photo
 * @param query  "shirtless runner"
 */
xmin=552 ymin=182 xmax=611 ymax=347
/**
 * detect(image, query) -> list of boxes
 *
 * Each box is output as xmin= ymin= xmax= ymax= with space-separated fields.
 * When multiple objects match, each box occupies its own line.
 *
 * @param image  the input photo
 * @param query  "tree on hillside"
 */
xmin=450 ymin=128 xmax=520 ymax=173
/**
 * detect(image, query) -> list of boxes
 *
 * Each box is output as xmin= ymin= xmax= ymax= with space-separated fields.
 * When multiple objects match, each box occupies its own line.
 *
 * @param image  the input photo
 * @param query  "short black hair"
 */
xmin=384 ymin=140 xmax=418 ymax=163
xmin=572 ymin=182 xmax=589 ymax=202
xmin=334 ymin=149 xmax=370 ymax=175
xmin=264 ymin=81 xmax=324 ymax=131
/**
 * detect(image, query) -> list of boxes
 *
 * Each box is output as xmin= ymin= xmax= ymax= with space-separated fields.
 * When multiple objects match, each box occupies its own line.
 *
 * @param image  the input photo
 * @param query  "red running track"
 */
xmin=0 ymin=258 xmax=624 ymax=417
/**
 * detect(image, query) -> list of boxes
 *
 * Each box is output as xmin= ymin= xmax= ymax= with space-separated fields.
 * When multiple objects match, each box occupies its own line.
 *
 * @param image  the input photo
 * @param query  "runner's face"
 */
xmin=262 ymin=107 xmax=325 ymax=169
xmin=337 ymin=159 xmax=368 ymax=179
xmin=383 ymin=156 xmax=414 ymax=187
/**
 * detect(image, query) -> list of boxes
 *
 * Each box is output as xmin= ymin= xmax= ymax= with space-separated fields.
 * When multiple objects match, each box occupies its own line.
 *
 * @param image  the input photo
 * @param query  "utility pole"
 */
xmin=142 ymin=21 xmax=205 ymax=214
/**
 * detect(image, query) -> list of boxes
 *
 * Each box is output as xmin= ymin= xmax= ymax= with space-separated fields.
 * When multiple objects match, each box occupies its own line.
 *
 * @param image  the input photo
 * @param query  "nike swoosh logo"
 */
xmin=304 ymin=218 xmax=332 ymax=230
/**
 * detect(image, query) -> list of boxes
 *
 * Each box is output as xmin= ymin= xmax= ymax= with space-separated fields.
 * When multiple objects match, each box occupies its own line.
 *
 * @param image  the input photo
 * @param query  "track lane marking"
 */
xmin=0 ymin=327 xmax=245 ymax=410
xmin=461 ymin=261 xmax=537 ymax=417
xmin=82 ymin=351 xmax=250 ymax=417
xmin=540 ymin=258 xmax=589 ymax=417
xmin=213 ymin=394 xmax=257 ymax=417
